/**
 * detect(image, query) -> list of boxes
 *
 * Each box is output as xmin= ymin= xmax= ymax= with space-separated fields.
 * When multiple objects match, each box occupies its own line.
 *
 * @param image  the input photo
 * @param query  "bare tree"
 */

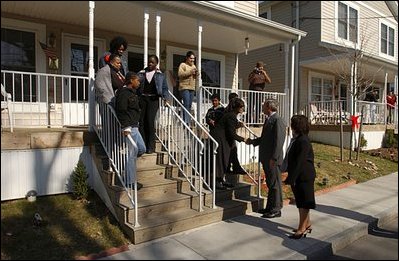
xmin=323 ymin=29 xmax=385 ymax=159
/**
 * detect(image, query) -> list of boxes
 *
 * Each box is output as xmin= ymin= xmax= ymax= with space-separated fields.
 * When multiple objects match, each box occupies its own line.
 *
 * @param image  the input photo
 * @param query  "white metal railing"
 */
xmin=93 ymin=97 xmax=140 ymax=227
xmin=1 ymin=70 xmax=89 ymax=128
xmin=356 ymin=101 xmax=389 ymax=125
xmin=304 ymin=101 xmax=350 ymax=125
xmin=156 ymin=90 xmax=218 ymax=210
xmin=303 ymin=100 xmax=396 ymax=126
xmin=1 ymin=83 xmax=13 ymax=132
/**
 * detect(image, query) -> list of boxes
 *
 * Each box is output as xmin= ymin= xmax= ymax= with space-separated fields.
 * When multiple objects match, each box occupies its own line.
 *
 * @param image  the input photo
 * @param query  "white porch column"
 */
xmin=234 ymin=53 xmax=239 ymax=90
xmin=384 ymin=71 xmax=388 ymax=124
xmin=289 ymin=42 xmax=295 ymax=126
xmin=349 ymin=62 xmax=354 ymax=116
xmin=156 ymin=13 xmax=161 ymax=69
xmin=88 ymin=1 xmax=95 ymax=131
xmin=196 ymin=23 xmax=203 ymax=124
xmin=144 ymin=11 xmax=149 ymax=68
xmin=284 ymin=42 xmax=289 ymax=127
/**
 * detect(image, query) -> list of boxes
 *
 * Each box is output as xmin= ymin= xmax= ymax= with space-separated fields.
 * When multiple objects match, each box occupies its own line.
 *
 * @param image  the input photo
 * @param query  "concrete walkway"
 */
xmin=97 ymin=172 xmax=398 ymax=260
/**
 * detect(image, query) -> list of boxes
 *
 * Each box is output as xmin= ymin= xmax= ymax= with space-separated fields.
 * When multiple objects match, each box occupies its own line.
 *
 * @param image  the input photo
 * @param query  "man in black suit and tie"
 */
xmin=246 ymin=99 xmax=287 ymax=218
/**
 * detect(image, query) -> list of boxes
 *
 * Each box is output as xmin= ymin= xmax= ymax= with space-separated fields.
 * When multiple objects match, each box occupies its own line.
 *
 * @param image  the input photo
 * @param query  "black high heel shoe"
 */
xmin=289 ymin=230 xmax=308 ymax=239
xmin=293 ymin=225 xmax=312 ymax=233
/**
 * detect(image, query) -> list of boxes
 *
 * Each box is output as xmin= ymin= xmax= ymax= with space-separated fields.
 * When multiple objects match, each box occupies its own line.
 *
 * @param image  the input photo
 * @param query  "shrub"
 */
xmin=72 ymin=160 xmax=89 ymax=200
xmin=359 ymin=133 xmax=367 ymax=149
xmin=383 ymin=129 xmax=398 ymax=148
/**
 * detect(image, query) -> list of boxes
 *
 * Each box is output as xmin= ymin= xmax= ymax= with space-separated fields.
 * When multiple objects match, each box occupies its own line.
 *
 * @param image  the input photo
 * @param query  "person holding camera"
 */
xmin=178 ymin=51 xmax=199 ymax=126
xmin=247 ymin=61 xmax=271 ymax=125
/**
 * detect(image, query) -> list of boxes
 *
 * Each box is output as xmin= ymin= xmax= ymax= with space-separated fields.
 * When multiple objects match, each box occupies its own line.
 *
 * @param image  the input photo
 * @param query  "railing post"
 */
xmin=88 ymin=1 xmax=95 ymax=131
xmin=197 ymin=22 xmax=202 ymax=124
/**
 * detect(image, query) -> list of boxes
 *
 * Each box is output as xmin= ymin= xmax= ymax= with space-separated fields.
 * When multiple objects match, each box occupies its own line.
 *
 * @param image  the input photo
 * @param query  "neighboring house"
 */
xmin=239 ymin=1 xmax=398 ymax=149
xmin=1 ymin=2 xmax=306 ymax=198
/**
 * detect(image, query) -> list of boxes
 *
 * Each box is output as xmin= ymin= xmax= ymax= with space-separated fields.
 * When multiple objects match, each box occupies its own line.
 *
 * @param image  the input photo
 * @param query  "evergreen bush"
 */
xmin=72 ymin=160 xmax=89 ymax=200
xmin=384 ymin=129 xmax=398 ymax=148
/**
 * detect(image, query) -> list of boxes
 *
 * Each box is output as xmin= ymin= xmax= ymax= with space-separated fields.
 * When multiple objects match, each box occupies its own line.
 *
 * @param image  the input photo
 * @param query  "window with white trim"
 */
xmin=337 ymin=2 xmax=358 ymax=43
xmin=380 ymin=23 xmax=395 ymax=57
xmin=310 ymin=74 xmax=334 ymax=102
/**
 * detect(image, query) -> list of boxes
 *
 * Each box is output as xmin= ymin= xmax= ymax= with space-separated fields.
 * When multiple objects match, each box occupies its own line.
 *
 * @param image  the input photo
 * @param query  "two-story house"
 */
xmin=240 ymin=1 xmax=398 ymax=149
xmin=1 ymin=1 xmax=307 ymax=243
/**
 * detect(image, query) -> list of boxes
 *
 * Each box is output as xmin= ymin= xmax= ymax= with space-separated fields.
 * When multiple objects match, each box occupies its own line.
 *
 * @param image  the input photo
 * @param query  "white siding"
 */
xmin=234 ymin=1 xmax=258 ymax=16
xmin=321 ymin=1 xmax=336 ymax=45
xmin=1 ymin=146 xmax=93 ymax=201
xmin=321 ymin=1 xmax=397 ymax=62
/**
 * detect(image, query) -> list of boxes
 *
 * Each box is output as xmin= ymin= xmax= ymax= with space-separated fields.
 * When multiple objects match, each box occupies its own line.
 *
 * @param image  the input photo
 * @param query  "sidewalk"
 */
xmin=97 ymin=172 xmax=398 ymax=260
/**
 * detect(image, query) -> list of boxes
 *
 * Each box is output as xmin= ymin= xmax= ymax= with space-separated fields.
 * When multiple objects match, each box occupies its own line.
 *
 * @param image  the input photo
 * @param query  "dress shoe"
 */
xmin=289 ymin=230 xmax=308 ymax=239
xmin=293 ymin=225 xmax=312 ymax=233
xmin=262 ymin=210 xmax=281 ymax=218
xmin=222 ymin=181 xmax=234 ymax=188
xmin=258 ymin=208 xmax=269 ymax=214
xmin=146 ymin=149 xmax=155 ymax=154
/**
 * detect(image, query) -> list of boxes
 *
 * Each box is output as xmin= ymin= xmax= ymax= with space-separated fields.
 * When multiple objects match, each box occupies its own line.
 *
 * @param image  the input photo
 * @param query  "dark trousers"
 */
xmin=139 ymin=95 xmax=159 ymax=151
xmin=262 ymin=161 xmax=283 ymax=213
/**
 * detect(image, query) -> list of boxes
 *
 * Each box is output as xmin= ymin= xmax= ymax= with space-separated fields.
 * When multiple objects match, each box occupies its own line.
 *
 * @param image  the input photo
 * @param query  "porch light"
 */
xmin=245 ymin=37 xmax=249 ymax=55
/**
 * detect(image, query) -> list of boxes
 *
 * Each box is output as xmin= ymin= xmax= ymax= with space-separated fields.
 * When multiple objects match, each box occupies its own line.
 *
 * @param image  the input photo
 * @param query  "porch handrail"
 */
xmin=93 ymin=97 xmax=140 ymax=227
xmin=156 ymin=90 xmax=218 ymax=210
xmin=1 ymin=70 xmax=90 ymax=128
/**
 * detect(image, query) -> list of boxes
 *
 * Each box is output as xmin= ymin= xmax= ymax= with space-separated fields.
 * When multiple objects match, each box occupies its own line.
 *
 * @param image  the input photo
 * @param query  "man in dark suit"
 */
xmin=246 ymin=99 xmax=287 ymax=218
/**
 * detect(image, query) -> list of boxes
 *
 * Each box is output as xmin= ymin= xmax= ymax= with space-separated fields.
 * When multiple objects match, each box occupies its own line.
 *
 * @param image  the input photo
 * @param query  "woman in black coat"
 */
xmin=210 ymin=98 xmax=247 ymax=190
xmin=284 ymin=115 xmax=316 ymax=239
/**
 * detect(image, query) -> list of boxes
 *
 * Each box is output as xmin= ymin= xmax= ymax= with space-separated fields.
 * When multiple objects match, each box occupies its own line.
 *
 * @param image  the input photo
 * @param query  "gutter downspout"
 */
xmin=88 ymin=1 xmax=95 ymax=131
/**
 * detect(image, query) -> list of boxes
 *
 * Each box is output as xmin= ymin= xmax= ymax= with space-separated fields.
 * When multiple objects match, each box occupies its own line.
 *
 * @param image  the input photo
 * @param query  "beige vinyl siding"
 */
xmin=238 ymin=44 xmax=285 ymax=92
xmin=321 ymin=2 xmax=397 ymax=61
xmin=298 ymin=67 xmax=311 ymax=111
xmin=297 ymin=2 xmax=325 ymax=61
xmin=224 ymin=53 xmax=236 ymax=89
xmin=362 ymin=1 xmax=393 ymax=16
xmin=320 ymin=1 xmax=335 ymax=44
xmin=234 ymin=1 xmax=258 ymax=16
xmin=268 ymin=2 xmax=292 ymax=25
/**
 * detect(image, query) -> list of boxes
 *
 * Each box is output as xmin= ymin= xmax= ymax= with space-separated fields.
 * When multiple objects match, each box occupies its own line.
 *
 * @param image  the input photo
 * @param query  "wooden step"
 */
xmin=123 ymin=198 xmax=255 ymax=244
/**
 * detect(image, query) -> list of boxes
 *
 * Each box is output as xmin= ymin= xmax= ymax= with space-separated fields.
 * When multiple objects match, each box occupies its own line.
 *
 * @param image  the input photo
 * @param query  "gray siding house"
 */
xmin=241 ymin=1 xmax=397 ymax=111
xmin=239 ymin=1 xmax=398 ymax=149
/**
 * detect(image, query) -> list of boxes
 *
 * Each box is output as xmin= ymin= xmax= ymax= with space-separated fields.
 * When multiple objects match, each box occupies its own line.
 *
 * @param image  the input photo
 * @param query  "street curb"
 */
xmin=288 ymin=205 xmax=398 ymax=260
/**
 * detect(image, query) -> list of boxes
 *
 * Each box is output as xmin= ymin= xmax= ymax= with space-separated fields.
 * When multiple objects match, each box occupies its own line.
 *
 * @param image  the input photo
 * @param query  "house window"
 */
xmin=1 ymin=28 xmax=36 ymax=102
xmin=69 ymin=43 xmax=98 ymax=101
xmin=172 ymin=55 xmax=221 ymax=88
xmin=337 ymin=2 xmax=358 ymax=43
xmin=380 ymin=23 xmax=395 ymax=57
xmin=310 ymin=75 xmax=334 ymax=102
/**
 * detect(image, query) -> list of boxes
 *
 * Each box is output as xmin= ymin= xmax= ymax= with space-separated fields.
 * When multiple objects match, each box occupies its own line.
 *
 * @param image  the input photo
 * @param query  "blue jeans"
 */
xmin=126 ymin=127 xmax=146 ymax=184
xmin=180 ymin=89 xmax=194 ymax=125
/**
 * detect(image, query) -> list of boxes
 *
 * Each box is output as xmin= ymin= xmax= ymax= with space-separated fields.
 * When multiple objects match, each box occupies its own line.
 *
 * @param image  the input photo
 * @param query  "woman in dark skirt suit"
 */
xmin=210 ymin=98 xmax=247 ymax=190
xmin=284 ymin=115 xmax=316 ymax=239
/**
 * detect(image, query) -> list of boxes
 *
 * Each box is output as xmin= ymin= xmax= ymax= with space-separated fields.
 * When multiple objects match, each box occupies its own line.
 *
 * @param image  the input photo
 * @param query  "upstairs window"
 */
xmin=337 ymin=2 xmax=358 ymax=43
xmin=380 ymin=23 xmax=395 ymax=57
